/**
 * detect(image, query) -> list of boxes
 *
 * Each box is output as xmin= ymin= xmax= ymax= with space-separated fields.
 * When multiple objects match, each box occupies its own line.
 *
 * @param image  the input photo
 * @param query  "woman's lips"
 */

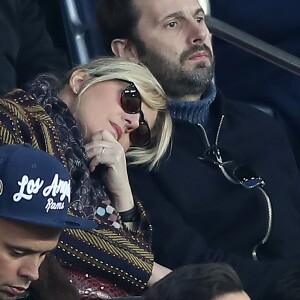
xmin=110 ymin=122 xmax=122 ymax=140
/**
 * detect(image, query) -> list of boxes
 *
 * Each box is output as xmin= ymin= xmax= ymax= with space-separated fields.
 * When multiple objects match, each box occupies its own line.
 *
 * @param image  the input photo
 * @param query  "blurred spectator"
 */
xmin=0 ymin=0 xmax=69 ymax=96
xmin=211 ymin=0 xmax=300 ymax=167
xmin=143 ymin=263 xmax=250 ymax=300
xmin=37 ymin=0 xmax=70 ymax=59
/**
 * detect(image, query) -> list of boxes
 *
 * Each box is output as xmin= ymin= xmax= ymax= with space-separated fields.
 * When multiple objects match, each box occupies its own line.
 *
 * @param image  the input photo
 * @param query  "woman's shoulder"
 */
xmin=0 ymin=87 xmax=66 ymax=164
xmin=1 ymin=88 xmax=35 ymax=104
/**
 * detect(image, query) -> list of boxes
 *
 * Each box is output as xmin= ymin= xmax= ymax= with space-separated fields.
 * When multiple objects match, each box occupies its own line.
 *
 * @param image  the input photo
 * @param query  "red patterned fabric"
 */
xmin=66 ymin=268 xmax=130 ymax=299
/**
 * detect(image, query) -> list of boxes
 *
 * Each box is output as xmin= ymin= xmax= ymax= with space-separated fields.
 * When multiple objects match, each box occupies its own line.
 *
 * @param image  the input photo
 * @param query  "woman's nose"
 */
xmin=124 ymin=113 xmax=140 ymax=132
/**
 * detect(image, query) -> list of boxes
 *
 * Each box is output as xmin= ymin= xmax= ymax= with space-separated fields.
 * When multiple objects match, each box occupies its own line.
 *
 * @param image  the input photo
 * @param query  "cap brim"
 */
xmin=49 ymin=214 xmax=98 ymax=230
xmin=0 ymin=213 xmax=98 ymax=230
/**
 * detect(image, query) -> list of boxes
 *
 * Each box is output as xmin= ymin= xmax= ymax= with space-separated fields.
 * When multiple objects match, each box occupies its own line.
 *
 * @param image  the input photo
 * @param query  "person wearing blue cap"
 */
xmin=0 ymin=144 xmax=96 ymax=300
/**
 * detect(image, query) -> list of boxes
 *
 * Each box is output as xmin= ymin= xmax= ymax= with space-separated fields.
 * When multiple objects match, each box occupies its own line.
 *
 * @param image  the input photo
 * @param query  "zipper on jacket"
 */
xmin=251 ymin=187 xmax=273 ymax=260
xmin=197 ymin=116 xmax=236 ymax=181
xmin=196 ymin=115 xmax=273 ymax=260
xmin=196 ymin=115 xmax=224 ymax=147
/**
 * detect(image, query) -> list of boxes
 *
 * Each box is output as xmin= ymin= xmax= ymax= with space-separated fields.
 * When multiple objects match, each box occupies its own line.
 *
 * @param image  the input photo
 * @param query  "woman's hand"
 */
xmin=147 ymin=262 xmax=172 ymax=287
xmin=84 ymin=130 xmax=134 ymax=212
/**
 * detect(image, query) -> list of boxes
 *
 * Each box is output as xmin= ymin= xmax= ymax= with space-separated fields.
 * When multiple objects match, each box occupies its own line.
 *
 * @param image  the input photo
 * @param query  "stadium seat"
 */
xmin=60 ymin=0 xmax=107 ymax=65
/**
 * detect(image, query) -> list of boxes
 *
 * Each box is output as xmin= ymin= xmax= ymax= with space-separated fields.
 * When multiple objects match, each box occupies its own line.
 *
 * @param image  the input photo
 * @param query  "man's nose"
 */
xmin=18 ymin=257 xmax=42 ymax=282
xmin=188 ymin=19 xmax=209 ymax=45
xmin=124 ymin=113 xmax=140 ymax=132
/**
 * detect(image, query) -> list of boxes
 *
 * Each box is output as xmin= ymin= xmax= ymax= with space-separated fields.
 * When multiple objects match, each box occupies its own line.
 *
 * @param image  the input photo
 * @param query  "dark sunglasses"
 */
xmin=121 ymin=82 xmax=151 ymax=147
xmin=199 ymin=144 xmax=265 ymax=189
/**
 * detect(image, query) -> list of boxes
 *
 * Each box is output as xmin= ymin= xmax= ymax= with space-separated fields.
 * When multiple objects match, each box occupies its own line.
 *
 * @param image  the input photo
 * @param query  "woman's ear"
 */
xmin=111 ymin=39 xmax=140 ymax=63
xmin=69 ymin=69 xmax=88 ymax=95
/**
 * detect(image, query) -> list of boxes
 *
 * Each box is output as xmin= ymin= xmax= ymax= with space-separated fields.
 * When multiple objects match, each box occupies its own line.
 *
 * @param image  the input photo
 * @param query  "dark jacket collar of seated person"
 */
xmin=0 ymin=78 xmax=154 ymax=295
xmin=128 ymin=84 xmax=300 ymax=300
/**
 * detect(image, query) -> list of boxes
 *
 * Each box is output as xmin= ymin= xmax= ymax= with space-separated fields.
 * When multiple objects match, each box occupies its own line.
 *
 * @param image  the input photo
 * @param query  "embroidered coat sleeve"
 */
xmin=0 ymin=90 xmax=66 ymax=161
xmin=57 ymin=205 xmax=153 ymax=294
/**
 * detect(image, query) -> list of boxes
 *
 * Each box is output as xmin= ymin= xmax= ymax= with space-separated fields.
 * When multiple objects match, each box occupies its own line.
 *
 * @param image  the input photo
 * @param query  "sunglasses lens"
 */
xmin=233 ymin=165 xmax=265 ymax=188
xmin=121 ymin=84 xmax=141 ymax=114
xmin=130 ymin=123 xmax=151 ymax=147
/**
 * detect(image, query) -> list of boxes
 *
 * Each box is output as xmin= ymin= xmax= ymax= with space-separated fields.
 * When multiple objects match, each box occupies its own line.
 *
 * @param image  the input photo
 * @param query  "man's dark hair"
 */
xmin=143 ymin=263 xmax=244 ymax=300
xmin=96 ymin=0 xmax=140 ymax=53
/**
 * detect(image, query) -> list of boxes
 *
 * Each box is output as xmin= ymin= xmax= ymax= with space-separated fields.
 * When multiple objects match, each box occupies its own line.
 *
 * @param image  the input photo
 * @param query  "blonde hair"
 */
xmin=69 ymin=56 xmax=172 ymax=170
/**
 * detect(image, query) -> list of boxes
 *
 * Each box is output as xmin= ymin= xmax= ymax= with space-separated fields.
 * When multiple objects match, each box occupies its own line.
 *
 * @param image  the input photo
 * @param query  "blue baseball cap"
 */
xmin=0 ymin=144 xmax=97 ymax=229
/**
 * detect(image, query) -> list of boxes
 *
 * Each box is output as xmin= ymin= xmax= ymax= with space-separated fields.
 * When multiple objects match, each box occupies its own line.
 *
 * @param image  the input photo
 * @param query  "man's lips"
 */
xmin=110 ymin=122 xmax=122 ymax=140
xmin=188 ymin=51 xmax=209 ymax=60
xmin=5 ymin=286 xmax=28 ymax=296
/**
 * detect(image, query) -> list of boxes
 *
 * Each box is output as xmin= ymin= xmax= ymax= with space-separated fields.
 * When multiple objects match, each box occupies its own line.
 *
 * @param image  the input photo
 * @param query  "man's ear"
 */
xmin=111 ymin=39 xmax=140 ymax=63
xmin=69 ymin=69 xmax=88 ymax=94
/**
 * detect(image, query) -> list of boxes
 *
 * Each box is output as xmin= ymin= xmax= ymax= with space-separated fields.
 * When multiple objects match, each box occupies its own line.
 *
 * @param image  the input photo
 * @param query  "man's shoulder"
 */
xmin=218 ymin=92 xmax=284 ymax=131
xmin=220 ymin=92 xmax=273 ymax=117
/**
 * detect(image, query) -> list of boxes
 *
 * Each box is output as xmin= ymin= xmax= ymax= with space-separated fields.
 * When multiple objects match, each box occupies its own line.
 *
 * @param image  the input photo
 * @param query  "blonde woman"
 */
xmin=0 ymin=57 xmax=172 ymax=298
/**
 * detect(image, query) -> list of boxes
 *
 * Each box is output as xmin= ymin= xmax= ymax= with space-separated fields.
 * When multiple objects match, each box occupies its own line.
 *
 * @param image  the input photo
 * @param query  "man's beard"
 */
xmin=133 ymin=38 xmax=215 ymax=100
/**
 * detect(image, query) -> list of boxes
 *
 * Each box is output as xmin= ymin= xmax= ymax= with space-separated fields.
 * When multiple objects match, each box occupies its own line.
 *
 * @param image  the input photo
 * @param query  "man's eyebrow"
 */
xmin=6 ymin=244 xmax=37 ymax=254
xmin=194 ymin=8 xmax=205 ymax=16
xmin=161 ymin=11 xmax=184 ymax=21
xmin=159 ymin=8 xmax=205 ymax=23
xmin=5 ymin=243 xmax=55 ymax=255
